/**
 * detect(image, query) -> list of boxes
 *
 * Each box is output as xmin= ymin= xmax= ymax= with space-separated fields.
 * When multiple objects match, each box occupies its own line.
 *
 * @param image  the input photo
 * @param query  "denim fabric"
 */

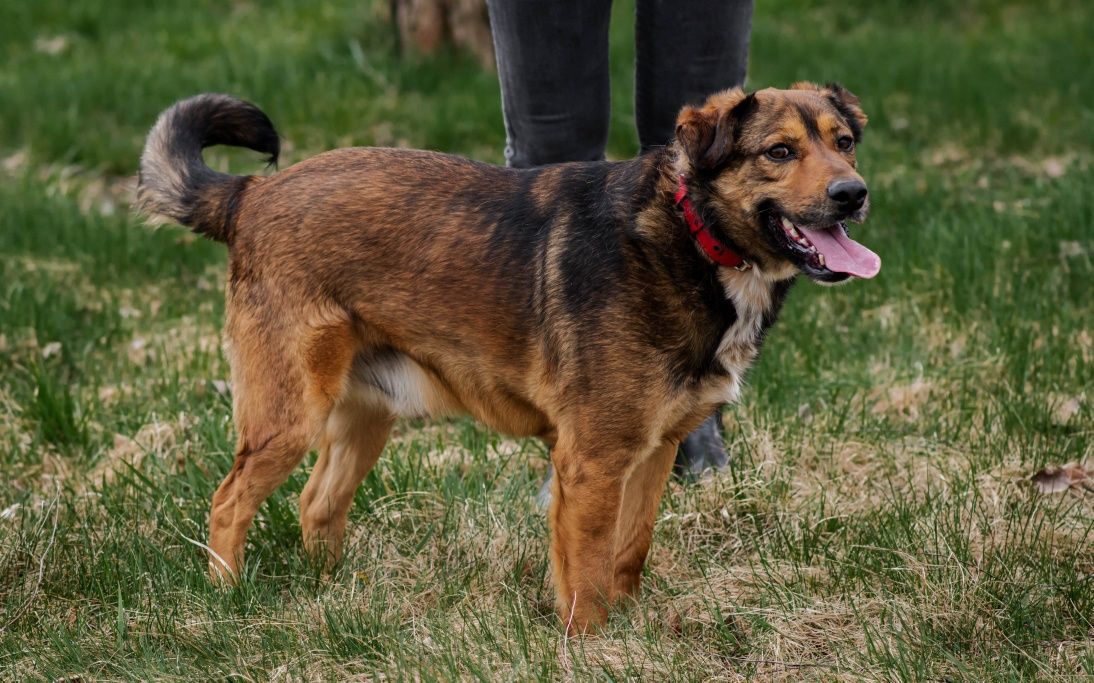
xmin=487 ymin=0 xmax=754 ymax=166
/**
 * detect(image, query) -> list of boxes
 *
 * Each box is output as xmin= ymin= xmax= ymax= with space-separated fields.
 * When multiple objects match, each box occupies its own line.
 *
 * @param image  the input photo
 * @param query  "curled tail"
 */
xmin=136 ymin=94 xmax=280 ymax=243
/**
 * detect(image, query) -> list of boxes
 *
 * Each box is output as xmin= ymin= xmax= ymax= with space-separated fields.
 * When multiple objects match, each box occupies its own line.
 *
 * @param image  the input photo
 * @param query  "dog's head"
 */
xmin=674 ymin=82 xmax=880 ymax=284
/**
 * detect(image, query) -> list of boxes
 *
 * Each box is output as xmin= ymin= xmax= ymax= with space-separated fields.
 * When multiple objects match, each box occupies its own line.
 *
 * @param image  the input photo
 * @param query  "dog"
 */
xmin=136 ymin=83 xmax=879 ymax=633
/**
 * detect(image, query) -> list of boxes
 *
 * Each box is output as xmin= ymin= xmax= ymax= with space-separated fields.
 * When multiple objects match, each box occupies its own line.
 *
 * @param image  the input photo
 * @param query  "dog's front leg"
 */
xmin=612 ymin=439 xmax=677 ymax=600
xmin=548 ymin=437 xmax=630 ymax=634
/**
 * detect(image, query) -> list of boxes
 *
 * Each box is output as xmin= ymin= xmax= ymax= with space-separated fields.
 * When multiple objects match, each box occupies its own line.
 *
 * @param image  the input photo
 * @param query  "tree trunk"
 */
xmin=392 ymin=0 xmax=494 ymax=71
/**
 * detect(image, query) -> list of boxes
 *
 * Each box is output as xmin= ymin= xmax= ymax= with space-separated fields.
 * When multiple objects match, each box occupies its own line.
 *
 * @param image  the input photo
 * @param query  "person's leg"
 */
xmin=486 ymin=0 xmax=614 ymax=168
xmin=635 ymin=0 xmax=755 ymax=152
xmin=635 ymin=0 xmax=755 ymax=475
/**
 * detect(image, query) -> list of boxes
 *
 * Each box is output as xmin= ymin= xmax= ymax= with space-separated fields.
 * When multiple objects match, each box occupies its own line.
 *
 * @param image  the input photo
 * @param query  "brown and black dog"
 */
xmin=137 ymin=83 xmax=880 ymax=633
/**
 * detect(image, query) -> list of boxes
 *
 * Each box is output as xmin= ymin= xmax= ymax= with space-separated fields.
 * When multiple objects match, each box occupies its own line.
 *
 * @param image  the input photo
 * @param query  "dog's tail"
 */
xmin=136 ymin=94 xmax=279 ymax=244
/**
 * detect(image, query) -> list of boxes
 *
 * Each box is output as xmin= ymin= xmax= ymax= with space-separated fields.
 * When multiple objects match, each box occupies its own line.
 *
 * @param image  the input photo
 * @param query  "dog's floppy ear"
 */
xmin=675 ymin=88 xmax=757 ymax=171
xmin=792 ymin=81 xmax=868 ymax=139
xmin=823 ymin=82 xmax=868 ymax=140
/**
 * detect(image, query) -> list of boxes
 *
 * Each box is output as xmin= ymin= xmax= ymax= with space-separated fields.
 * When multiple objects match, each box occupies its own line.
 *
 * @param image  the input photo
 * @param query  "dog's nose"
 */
xmin=827 ymin=178 xmax=868 ymax=212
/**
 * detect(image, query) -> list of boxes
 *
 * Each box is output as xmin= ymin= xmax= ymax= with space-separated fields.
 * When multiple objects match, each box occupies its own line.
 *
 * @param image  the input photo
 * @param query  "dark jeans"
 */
xmin=486 ymin=0 xmax=753 ymax=482
xmin=487 ymin=0 xmax=754 ymax=165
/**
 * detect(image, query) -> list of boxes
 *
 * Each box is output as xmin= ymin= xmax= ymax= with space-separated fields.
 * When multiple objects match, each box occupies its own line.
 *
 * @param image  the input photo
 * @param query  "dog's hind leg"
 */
xmin=208 ymin=308 xmax=358 ymax=582
xmin=612 ymin=439 xmax=677 ymax=601
xmin=300 ymin=397 xmax=394 ymax=566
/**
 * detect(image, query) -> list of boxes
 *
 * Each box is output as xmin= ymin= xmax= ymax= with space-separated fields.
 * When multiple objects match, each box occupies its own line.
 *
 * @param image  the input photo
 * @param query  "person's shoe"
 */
xmin=673 ymin=411 xmax=729 ymax=482
xmin=536 ymin=410 xmax=729 ymax=507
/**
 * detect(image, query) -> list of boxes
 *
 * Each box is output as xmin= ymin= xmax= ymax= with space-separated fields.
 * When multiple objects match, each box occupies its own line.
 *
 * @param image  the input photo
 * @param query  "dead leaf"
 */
xmin=1031 ymin=463 xmax=1092 ymax=494
xmin=89 ymin=416 xmax=194 ymax=485
xmin=2 ymin=149 xmax=27 ymax=173
xmin=34 ymin=35 xmax=70 ymax=55
xmin=1042 ymin=157 xmax=1069 ymax=179
xmin=1059 ymin=241 xmax=1086 ymax=259
xmin=41 ymin=341 xmax=62 ymax=359
xmin=871 ymin=378 xmax=933 ymax=422
xmin=1046 ymin=392 xmax=1084 ymax=426
xmin=127 ymin=336 xmax=149 ymax=364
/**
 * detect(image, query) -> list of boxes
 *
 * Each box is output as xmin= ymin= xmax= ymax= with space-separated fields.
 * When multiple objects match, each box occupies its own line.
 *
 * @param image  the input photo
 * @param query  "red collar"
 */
xmin=674 ymin=174 xmax=749 ymax=270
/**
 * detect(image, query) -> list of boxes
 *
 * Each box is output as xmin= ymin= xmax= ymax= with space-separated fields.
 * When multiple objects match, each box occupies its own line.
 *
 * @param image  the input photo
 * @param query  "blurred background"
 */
xmin=1 ymin=0 xmax=1091 ymax=679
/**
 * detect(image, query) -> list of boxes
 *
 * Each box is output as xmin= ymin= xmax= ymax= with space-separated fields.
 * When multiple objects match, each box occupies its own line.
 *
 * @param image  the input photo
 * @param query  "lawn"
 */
xmin=1 ymin=0 xmax=1092 ymax=679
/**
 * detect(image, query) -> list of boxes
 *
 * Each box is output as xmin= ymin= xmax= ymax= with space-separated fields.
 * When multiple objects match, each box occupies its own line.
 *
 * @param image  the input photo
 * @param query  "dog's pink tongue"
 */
xmin=798 ymin=226 xmax=881 ymax=278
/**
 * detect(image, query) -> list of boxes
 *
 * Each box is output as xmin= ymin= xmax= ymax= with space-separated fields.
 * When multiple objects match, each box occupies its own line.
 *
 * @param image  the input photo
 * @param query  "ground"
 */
xmin=1 ymin=0 xmax=1092 ymax=680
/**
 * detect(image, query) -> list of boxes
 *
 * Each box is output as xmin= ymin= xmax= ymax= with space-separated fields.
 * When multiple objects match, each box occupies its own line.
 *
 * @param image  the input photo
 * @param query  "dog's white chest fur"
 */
xmin=704 ymin=267 xmax=783 ymax=405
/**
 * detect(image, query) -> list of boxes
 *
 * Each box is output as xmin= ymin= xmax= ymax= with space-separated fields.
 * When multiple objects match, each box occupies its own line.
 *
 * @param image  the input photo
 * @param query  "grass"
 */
xmin=1 ymin=0 xmax=1092 ymax=679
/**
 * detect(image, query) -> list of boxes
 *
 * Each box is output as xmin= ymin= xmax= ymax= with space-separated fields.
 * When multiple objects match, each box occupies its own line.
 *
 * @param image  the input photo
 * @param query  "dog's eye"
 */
xmin=765 ymin=145 xmax=792 ymax=160
xmin=837 ymin=136 xmax=855 ymax=151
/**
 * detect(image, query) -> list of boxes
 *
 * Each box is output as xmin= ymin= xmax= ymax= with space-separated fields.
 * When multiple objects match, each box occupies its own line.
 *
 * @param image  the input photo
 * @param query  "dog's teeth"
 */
xmin=780 ymin=217 xmax=794 ymax=232
xmin=817 ymin=253 xmax=826 ymax=267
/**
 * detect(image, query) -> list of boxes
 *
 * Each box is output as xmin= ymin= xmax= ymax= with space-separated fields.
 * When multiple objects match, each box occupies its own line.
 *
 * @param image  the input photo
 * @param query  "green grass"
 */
xmin=1 ymin=0 xmax=1092 ymax=679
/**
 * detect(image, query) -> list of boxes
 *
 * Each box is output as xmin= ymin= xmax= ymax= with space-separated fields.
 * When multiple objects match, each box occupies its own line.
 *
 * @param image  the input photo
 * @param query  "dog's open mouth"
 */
xmin=770 ymin=214 xmax=881 ymax=280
